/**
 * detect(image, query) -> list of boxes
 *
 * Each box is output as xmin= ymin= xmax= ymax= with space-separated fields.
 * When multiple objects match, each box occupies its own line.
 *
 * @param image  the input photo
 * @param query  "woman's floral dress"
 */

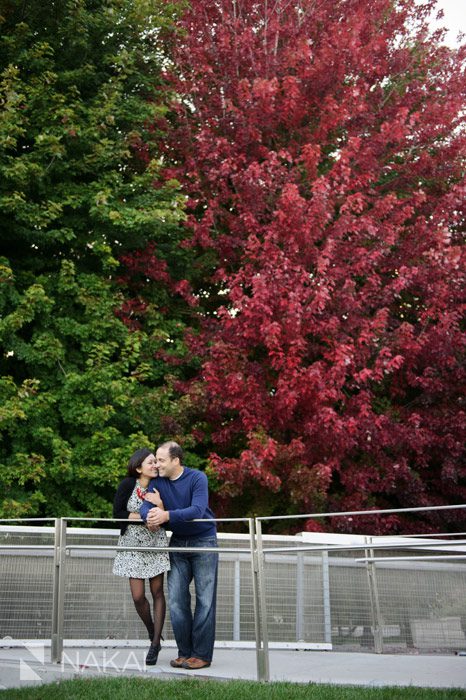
xmin=113 ymin=484 xmax=170 ymax=578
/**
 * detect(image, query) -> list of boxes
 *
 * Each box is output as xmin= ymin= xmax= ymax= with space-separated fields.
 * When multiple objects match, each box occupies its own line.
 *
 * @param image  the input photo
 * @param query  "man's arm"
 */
xmin=139 ymin=479 xmax=158 ymax=522
xmin=147 ymin=471 xmax=209 ymax=528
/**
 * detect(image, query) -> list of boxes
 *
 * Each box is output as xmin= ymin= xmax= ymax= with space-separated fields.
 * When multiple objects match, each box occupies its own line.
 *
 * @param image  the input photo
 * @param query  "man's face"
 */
xmin=155 ymin=446 xmax=180 ymax=479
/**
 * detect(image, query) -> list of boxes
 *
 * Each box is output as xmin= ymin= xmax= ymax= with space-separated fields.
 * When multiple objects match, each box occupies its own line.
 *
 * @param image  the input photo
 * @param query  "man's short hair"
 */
xmin=158 ymin=440 xmax=183 ymax=463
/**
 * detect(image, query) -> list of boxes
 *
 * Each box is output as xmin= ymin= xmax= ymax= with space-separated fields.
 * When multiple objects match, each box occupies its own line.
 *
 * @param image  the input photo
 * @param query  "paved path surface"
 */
xmin=0 ymin=644 xmax=465 ymax=691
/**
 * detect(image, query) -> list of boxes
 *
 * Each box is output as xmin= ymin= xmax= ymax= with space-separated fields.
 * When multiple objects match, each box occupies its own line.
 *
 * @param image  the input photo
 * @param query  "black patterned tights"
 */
xmin=129 ymin=574 xmax=166 ymax=645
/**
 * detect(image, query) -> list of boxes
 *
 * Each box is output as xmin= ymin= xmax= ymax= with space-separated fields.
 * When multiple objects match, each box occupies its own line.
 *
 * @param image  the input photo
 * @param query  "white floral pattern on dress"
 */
xmin=113 ymin=484 xmax=170 ymax=579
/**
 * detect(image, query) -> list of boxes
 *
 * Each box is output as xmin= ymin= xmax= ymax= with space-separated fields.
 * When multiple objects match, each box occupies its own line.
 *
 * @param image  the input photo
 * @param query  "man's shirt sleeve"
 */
xmin=139 ymin=479 xmax=157 ymax=522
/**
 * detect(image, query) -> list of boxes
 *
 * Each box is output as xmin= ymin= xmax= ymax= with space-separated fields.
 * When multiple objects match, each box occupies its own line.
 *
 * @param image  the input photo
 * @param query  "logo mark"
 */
xmin=19 ymin=642 xmax=46 ymax=682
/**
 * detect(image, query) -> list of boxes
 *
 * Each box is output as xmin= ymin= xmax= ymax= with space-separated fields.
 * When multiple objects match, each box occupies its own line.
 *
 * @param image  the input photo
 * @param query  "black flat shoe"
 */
xmin=146 ymin=642 xmax=161 ymax=666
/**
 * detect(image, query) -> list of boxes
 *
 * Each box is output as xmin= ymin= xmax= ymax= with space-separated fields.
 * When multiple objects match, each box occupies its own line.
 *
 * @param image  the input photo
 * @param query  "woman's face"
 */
xmin=137 ymin=453 xmax=158 ymax=479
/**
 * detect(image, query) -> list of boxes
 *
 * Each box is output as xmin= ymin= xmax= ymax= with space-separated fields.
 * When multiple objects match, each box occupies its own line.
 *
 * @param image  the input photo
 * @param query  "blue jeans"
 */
xmin=168 ymin=536 xmax=218 ymax=662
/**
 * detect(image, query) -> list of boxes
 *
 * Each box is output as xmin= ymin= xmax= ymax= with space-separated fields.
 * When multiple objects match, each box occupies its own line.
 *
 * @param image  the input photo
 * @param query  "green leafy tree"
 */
xmin=0 ymin=0 xmax=190 ymax=518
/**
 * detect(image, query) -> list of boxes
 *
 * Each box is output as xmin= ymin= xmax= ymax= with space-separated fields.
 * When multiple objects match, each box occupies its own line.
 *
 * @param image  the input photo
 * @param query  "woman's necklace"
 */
xmin=136 ymin=481 xmax=148 ymax=500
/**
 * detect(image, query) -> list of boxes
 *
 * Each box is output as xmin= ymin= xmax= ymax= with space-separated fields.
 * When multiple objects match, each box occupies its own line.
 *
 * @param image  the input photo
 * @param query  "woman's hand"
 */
xmin=128 ymin=512 xmax=141 ymax=521
xmin=144 ymin=489 xmax=164 ymax=509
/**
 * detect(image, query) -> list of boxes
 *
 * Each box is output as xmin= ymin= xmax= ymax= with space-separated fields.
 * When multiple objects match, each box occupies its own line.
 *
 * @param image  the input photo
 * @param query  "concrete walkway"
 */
xmin=0 ymin=643 xmax=465 ymax=691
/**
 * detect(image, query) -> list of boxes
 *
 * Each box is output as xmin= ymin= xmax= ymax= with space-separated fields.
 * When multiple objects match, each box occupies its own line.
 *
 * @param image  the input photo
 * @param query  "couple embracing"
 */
xmin=113 ymin=441 xmax=218 ymax=670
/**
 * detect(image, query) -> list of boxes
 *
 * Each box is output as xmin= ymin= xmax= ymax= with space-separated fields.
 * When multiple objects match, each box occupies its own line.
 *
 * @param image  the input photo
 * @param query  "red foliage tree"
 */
xmin=160 ymin=0 xmax=466 ymax=532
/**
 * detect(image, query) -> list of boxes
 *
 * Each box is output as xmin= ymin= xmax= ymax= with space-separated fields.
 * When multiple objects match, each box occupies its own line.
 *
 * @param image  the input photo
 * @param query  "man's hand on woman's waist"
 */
xmin=147 ymin=507 xmax=169 ymax=530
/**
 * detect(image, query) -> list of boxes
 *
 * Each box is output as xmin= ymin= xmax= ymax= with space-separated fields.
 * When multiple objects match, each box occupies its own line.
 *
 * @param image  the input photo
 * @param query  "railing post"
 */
xmin=254 ymin=518 xmax=270 ymax=681
xmin=365 ymin=536 xmax=384 ymax=653
xmin=296 ymin=551 xmax=304 ymax=641
xmin=322 ymin=550 xmax=332 ymax=644
xmin=233 ymin=557 xmax=241 ymax=641
xmin=249 ymin=518 xmax=262 ymax=681
xmin=51 ymin=518 xmax=66 ymax=663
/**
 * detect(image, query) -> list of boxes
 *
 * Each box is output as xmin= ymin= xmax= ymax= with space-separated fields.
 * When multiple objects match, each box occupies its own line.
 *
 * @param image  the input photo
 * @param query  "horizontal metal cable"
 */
xmin=260 ymin=539 xmax=466 ymax=554
xmin=356 ymin=555 xmax=466 ymax=563
xmin=257 ymin=503 xmax=466 ymax=521
xmin=64 ymin=544 xmax=248 ymax=553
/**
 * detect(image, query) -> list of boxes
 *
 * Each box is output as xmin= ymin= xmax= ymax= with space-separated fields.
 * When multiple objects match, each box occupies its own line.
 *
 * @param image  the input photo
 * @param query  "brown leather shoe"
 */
xmin=181 ymin=657 xmax=211 ymax=669
xmin=170 ymin=657 xmax=187 ymax=668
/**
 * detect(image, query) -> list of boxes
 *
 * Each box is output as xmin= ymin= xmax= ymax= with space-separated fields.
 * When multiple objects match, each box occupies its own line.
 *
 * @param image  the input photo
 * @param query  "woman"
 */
xmin=113 ymin=448 xmax=170 ymax=665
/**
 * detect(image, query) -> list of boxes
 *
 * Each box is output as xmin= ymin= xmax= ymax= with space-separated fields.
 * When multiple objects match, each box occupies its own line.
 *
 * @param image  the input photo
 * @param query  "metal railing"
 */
xmin=1 ymin=504 xmax=465 ymax=682
xmin=55 ymin=517 xmax=261 ymax=673
xmin=254 ymin=504 xmax=466 ymax=680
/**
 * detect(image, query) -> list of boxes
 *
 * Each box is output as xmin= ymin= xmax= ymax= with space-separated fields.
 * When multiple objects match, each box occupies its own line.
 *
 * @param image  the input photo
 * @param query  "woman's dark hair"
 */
xmin=127 ymin=448 xmax=153 ymax=477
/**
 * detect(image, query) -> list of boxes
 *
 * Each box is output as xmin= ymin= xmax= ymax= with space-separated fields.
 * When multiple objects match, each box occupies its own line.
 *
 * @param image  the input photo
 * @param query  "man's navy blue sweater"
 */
xmin=139 ymin=467 xmax=216 ymax=538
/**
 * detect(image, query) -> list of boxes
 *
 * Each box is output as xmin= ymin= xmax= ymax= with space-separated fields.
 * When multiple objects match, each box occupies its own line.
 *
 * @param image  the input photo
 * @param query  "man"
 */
xmin=140 ymin=441 xmax=218 ymax=670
